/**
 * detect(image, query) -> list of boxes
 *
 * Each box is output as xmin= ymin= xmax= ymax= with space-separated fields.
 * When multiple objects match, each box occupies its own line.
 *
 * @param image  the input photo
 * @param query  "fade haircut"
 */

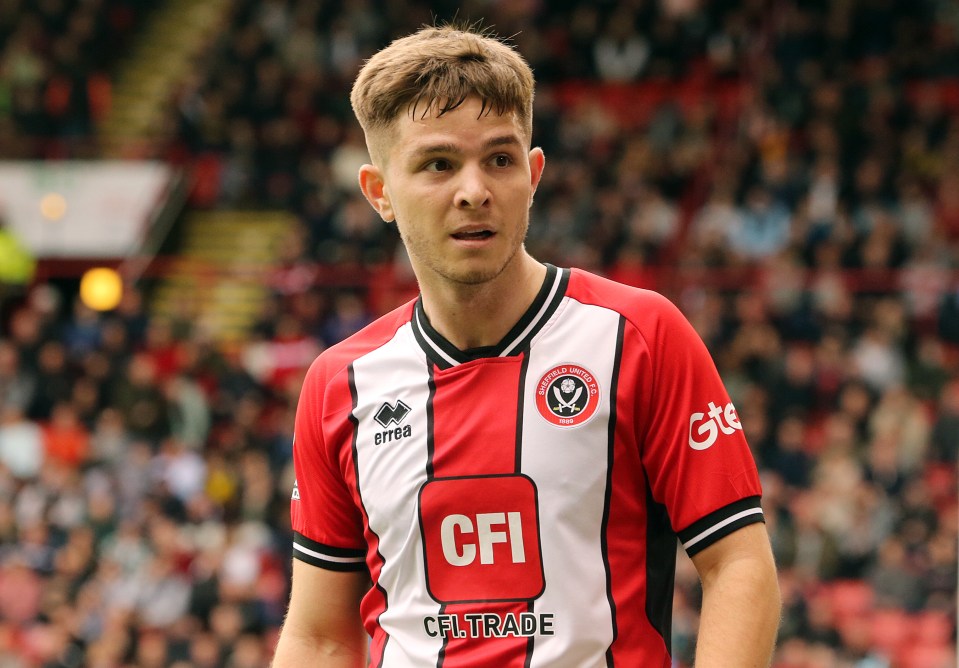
xmin=350 ymin=24 xmax=535 ymax=162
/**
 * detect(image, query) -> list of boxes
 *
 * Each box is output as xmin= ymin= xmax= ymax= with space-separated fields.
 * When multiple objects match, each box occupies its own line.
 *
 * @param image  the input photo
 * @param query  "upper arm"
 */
xmin=689 ymin=523 xmax=782 ymax=665
xmin=274 ymin=560 xmax=369 ymax=666
xmin=690 ymin=523 xmax=777 ymax=586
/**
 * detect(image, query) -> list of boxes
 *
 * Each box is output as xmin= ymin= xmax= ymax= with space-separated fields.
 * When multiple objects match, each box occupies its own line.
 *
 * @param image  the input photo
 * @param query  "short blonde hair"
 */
xmin=350 ymin=25 xmax=535 ymax=158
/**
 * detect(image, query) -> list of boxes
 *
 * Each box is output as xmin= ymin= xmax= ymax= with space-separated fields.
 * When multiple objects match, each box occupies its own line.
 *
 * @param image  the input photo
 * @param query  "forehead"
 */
xmin=386 ymin=97 xmax=527 ymax=159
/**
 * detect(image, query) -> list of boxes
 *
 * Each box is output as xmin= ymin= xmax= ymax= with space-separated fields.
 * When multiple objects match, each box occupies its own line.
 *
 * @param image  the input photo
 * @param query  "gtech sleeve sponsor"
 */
xmin=624 ymin=288 xmax=763 ymax=554
xmin=688 ymin=401 xmax=742 ymax=450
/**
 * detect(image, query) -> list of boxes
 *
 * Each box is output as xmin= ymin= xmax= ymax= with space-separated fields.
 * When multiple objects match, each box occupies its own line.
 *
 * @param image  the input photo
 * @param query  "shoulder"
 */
xmin=304 ymin=299 xmax=416 ymax=389
xmin=566 ymin=268 xmax=687 ymax=336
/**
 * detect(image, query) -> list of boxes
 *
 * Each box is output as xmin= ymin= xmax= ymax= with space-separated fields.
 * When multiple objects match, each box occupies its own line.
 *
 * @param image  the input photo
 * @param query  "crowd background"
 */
xmin=1 ymin=0 xmax=958 ymax=666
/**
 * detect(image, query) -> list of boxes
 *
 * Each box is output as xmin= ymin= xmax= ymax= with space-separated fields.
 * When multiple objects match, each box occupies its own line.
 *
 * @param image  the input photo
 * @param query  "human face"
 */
xmin=359 ymin=97 xmax=545 ymax=289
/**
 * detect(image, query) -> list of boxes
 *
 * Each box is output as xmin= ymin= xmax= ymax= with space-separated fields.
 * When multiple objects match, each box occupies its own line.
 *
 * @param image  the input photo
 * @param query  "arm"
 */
xmin=272 ymin=560 xmax=369 ymax=667
xmin=690 ymin=523 xmax=781 ymax=667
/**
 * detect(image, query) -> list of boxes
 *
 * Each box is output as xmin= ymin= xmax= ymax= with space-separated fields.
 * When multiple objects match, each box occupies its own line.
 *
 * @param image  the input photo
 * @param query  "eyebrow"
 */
xmin=410 ymin=135 xmax=524 ymax=158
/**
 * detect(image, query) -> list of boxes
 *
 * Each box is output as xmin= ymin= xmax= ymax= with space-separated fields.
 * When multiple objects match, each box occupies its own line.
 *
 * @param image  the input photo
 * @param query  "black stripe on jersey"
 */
xmin=292 ymin=532 xmax=366 ymax=572
xmin=514 ymin=350 xmax=531 ymax=474
xmin=677 ymin=496 xmax=765 ymax=557
xmin=425 ymin=361 xmax=437 ymax=480
xmin=410 ymin=264 xmax=569 ymax=369
xmin=423 ymin=361 xmax=450 ymax=668
xmin=515 ymin=350 xmax=536 ymax=666
xmin=645 ymin=487 xmax=675 ymax=653
xmin=602 ymin=316 xmax=626 ymax=667
xmin=348 ymin=363 xmax=391 ymax=666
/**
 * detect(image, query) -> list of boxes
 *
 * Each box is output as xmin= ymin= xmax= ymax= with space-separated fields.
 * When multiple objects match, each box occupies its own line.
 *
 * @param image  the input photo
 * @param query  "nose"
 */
xmin=454 ymin=165 xmax=490 ymax=210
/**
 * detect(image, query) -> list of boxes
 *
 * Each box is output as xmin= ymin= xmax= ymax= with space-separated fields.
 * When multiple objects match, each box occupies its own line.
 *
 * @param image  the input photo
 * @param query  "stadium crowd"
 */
xmin=1 ymin=0 xmax=958 ymax=666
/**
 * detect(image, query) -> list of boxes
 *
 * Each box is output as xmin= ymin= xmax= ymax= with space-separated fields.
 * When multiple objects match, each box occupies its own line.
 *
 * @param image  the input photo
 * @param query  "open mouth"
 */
xmin=451 ymin=230 xmax=494 ymax=240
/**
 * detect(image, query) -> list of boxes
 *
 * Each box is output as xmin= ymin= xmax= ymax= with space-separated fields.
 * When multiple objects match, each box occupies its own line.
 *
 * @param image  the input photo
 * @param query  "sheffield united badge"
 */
xmin=535 ymin=364 xmax=600 ymax=427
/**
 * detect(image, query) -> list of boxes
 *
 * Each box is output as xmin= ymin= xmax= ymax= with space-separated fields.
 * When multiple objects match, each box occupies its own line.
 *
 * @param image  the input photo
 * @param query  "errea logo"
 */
xmin=374 ymin=400 xmax=412 ymax=445
xmin=688 ymin=401 xmax=742 ymax=450
xmin=375 ymin=400 xmax=410 ymax=427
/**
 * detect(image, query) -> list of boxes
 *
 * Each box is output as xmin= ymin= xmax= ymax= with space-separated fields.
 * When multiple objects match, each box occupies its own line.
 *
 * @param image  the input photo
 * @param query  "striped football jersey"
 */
xmin=291 ymin=264 xmax=764 ymax=667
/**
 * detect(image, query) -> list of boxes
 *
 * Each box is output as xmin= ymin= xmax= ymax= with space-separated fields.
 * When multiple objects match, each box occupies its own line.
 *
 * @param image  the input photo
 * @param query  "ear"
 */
xmin=528 ymin=147 xmax=545 ymax=206
xmin=358 ymin=164 xmax=395 ymax=222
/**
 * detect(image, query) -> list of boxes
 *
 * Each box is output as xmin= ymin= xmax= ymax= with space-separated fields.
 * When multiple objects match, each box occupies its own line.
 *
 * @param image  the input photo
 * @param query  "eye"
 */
xmin=424 ymin=159 xmax=452 ymax=173
xmin=491 ymin=154 xmax=513 ymax=168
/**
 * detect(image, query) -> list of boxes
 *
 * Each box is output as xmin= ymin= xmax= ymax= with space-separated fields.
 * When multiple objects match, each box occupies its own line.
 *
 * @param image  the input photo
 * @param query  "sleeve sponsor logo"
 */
xmin=418 ymin=474 xmax=545 ymax=603
xmin=535 ymin=364 xmax=600 ymax=428
xmin=688 ymin=401 xmax=742 ymax=450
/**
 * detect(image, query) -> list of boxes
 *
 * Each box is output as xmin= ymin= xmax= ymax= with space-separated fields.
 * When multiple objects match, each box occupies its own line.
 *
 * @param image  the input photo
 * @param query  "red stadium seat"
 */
xmin=912 ymin=610 xmax=954 ymax=646
xmin=868 ymin=608 xmax=914 ymax=657
xmin=827 ymin=579 xmax=875 ymax=622
xmin=895 ymin=641 xmax=956 ymax=668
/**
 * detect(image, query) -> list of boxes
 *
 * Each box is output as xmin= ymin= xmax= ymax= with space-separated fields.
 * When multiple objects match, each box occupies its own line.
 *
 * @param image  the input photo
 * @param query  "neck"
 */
xmin=420 ymin=254 xmax=546 ymax=350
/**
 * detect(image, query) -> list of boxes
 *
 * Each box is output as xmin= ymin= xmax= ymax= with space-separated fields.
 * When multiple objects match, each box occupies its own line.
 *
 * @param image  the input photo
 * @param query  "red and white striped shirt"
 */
xmin=291 ymin=265 xmax=764 ymax=667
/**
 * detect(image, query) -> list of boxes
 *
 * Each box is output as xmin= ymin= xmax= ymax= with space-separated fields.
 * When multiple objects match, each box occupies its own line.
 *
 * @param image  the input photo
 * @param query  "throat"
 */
xmin=420 ymin=258 xmax=548 ymax=351
xmin=439 ymin=300 xmax=510 ymax=350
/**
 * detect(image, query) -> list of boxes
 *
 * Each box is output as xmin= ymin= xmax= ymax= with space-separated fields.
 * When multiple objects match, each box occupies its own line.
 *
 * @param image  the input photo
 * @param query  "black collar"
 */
xmin=411 ymin=264 xmax=569 ymax=369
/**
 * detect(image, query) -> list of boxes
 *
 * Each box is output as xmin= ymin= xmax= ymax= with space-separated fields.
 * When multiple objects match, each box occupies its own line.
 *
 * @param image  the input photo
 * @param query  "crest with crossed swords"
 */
xmin=551 ymin=376 xmax=584 ymax=414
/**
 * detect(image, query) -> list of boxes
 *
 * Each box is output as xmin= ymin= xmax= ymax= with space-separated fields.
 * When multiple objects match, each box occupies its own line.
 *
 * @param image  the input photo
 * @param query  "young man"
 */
xmin=273 ymin=25 xmax=781 ymax=668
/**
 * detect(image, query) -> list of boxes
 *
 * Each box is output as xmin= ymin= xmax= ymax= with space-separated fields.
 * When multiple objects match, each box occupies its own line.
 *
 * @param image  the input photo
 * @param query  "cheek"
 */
xmin=396 ymin=189 xmax=444 ymax=221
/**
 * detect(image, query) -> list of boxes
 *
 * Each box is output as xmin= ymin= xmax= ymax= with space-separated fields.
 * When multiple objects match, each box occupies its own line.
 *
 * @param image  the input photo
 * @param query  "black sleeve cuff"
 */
xmin=292 ymin=531 xmax=366 ymax=572
xmin=677 ymin=496 xmax=765 ymax=557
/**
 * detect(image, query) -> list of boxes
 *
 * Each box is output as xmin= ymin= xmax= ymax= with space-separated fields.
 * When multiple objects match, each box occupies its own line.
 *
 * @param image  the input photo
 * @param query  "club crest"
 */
xmin=535 ymin=364 xmax=600 ymax=427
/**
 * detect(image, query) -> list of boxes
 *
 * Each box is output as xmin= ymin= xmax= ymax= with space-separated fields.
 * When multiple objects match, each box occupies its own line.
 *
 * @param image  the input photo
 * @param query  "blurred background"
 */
xmin=0 ymin=0 xmax=957 ymax=666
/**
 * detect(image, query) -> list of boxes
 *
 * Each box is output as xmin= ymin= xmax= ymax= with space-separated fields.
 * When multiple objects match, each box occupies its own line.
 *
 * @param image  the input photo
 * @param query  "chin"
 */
xmin=446 ymin=268 xmax=500 ymax=286
xmin=442 ymin=261 xmax=508 ymax=286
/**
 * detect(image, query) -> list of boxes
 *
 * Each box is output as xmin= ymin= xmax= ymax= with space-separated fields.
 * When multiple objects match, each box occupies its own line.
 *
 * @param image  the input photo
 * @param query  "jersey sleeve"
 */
xmin=290 ymin=355 xmax=366 ymax=571
xmin=633 ymin=291 xmax=764 ymax=557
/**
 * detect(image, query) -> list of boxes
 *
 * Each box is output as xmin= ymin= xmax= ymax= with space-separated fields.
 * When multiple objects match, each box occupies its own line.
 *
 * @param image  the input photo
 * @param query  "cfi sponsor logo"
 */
xmin=688 ymin=401 xmax=742 ymax=450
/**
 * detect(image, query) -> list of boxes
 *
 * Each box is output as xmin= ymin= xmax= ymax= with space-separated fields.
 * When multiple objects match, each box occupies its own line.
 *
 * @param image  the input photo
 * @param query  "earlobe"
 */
xmin=358 ymin=164 xmax=395 ymax=222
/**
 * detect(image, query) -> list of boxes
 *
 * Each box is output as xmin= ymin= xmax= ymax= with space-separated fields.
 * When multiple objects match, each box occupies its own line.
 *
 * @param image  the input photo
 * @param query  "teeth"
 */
xmin=455 ymin=230 xmax=491 ymax=239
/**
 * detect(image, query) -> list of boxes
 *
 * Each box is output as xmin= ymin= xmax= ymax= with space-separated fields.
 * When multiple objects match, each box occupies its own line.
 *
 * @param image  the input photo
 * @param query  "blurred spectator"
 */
xmin=41 ymin=401 xmax=89 ymax=469
xmin=155 ymin=437 xmax=207 ymax=506
xmin=868 ymin=536 xmax=926 ymax=612
xmin=593 ymin=10 xmax=649 ymax=82
xmin=164 ymin=374 xmax=211 ymax=451
xmin=689 ymin=183 xmax=742 ymax=266
xmin=766 ymin=414 xmax=813 ymax=489
xmin=110 ymin=353 xmax=170 ymax=444
xmin=320 ymin=290 xmax=372 ymax=345
xmin=0 ymin=339 xmax=35 ymax=413
xmin=27 ymin=340 xmax=73 ymax=421
xmin=729 ymin=185 xmax=794 ymax=261
xmin=929 ymin=380 xmax=959 ymax=463
xmin=0 ymin=406 xmax=43 ymax=480
xmin=779 ymin=491 xmax=842 ymax=583
xmin=0 ymin=216 xmax=35 ymax=311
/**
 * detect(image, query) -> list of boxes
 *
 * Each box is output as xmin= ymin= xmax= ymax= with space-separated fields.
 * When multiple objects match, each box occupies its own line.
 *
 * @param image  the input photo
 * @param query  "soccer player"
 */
xmin=272 ymin=24 xmax=781 ymax=667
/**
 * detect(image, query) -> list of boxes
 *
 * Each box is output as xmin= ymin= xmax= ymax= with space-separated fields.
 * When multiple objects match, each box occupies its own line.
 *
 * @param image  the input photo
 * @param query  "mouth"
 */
xmin=450 ymin=229 xmax=495 ymax=241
